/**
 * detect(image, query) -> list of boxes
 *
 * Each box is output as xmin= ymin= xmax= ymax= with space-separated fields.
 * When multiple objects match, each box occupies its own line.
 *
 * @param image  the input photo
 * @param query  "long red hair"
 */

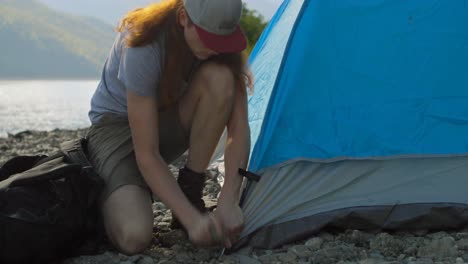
xmin=117 ymin=0 xmax=252 ymax=109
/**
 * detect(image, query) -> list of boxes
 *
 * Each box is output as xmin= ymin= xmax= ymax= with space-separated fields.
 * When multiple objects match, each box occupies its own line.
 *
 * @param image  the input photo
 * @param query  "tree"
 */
xmin=240 ymin=4 xmax=268 ymax=54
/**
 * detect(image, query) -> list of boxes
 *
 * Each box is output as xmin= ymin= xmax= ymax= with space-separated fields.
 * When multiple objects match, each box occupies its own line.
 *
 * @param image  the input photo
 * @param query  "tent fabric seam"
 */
xmin=249 ymin=0 xmax=311 ymax=171
xmin=253 ymin=153 xmax=468 ymax=174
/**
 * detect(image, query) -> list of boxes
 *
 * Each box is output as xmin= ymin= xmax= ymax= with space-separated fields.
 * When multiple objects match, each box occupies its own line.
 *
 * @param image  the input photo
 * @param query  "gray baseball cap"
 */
xmin=184 ymin=0 xmax=247 ymax=53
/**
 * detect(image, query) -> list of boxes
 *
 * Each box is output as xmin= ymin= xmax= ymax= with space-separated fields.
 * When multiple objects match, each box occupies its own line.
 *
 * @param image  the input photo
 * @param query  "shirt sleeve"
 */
xmin=117 ymin=43 xmax=162 ymax=97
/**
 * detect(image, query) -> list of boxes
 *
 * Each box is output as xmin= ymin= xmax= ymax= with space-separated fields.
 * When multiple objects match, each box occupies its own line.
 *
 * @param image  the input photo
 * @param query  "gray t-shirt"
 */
xmin=88 ymin=31 xmax=165 ymax=124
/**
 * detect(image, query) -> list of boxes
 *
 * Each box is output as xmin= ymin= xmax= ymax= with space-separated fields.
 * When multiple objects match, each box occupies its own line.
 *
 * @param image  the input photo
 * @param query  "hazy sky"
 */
xmin=244 ymin=0 xmax=283 ymax=19
xmin=37 ymin=0 xmax=283 ymax=25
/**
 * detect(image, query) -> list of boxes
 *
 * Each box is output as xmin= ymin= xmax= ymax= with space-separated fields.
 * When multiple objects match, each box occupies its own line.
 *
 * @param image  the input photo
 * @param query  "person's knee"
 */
xmin=112 ymin=221 xmax=153 ymax=255
xmin=197 ymin=62 xmax=235 ymax=104
xmin=101 ymin=185 xmax=153 ymax=255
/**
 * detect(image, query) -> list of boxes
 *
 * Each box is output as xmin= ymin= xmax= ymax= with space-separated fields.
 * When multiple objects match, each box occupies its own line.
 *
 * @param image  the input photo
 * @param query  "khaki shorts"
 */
xmin=86 ymin=104 xmax=190 ymax=202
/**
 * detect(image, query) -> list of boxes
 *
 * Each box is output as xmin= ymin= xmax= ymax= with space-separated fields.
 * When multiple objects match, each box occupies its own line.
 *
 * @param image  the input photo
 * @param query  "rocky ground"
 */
xmin=2 ymin=129 xmax=468 ymax=264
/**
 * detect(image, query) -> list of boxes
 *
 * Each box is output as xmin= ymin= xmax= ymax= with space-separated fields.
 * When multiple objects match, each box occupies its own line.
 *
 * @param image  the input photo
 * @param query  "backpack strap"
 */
xmin=59 ymin=138 xmax=103 ymax=209
xmin=59 ymin=138 xmax=92 ymax=169
xmin=32 ymin=138 xmax=91 ymax=170
xmin=0 ymin=155 xmax=47 ymax=181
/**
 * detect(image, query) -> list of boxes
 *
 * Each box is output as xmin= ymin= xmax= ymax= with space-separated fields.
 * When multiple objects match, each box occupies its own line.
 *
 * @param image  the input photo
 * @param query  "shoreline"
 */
xmin=0 ymin=128 xmax=89 ymax=165
xmin=0 ymin=127 xmax=90 ymax=139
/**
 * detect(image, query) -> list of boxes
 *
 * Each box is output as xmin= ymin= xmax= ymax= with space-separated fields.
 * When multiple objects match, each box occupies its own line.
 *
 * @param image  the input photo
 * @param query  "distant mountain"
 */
xmin=36 ymin=0 xmax=279 ymax=26
xmin=0 ymin=0 xmax=115 ymax=79
xmin=36 ymin=0 xmax=153 ymax=26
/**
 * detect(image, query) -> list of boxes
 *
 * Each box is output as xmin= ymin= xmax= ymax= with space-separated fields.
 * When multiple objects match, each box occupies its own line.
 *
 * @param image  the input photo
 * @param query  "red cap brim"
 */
xmin=195 ymin=25 xmax=247 ymax=54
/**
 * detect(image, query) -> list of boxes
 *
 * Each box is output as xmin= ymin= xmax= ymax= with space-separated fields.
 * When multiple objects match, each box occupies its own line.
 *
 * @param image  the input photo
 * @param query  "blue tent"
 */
xmin=237 ymin=0 xmax=468 ymax=249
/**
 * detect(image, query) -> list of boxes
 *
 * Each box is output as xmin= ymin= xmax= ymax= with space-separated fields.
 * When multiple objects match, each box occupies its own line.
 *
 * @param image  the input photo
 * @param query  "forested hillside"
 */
xmin=0 ymin=0 xmax=267 ymax=79
xmin=0 ymin=0 xmax=115 ymax=79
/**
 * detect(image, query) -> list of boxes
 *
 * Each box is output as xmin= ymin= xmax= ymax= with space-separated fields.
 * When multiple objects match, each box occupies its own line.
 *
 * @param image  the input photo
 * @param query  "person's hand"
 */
xmin=187 ymin=212 xmax=228 ymax=248
xmin=215 ymin=200 xmax=245 ymax=248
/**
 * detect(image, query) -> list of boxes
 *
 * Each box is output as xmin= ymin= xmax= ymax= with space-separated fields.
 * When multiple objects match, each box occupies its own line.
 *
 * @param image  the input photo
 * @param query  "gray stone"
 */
xmin=157 ymin=222 xmax=170 ymax=228
xmin=308 ymin=245 xmax=361 ymax=264
xmin=105 ymin=252 xmax=123 ymax=263
xmin=456 ymin=233 xmax=468 ymax=240
xmin=153 ymin=202 xmax=166 ymax=210
xmin=369 ymin=233 xmax=405 ymax=257
xmin=457 ymin=239 xmax=468 ymax=250
xmin=192 ymin=249 xmax=213 ymax=262
xmin=257 ymin=253 xmax=279 ymax=263
xmin=289 ymin=245 xmax=311 ymax=258
xmin=414 ymin=258 xmax=434 ymax=264
xmin=418 ymin=237 xmax=458 ymax=259
xmin=175 ymin=252 xmax=192 ymax=263
xmin=349 ymin=230 xmax=372 ymax=247
xmin=404 ymin=246 xmax=418 ymax=255
xmin=429 ymin=232 xmax=449 ymax=239
xmin=358 ymin=259 xmax=383 ymax=264
xmin=319 ymin=232 xmax=335 ymax=241
xmin=161 ymin=216 xmax=172 ymax=223
xmin=408 ymin=261 xmax=427 ymax=264
xmin=236 ymin=246 xmax=253 ymax=256
xmin=231 ymin=254 xmax=260 ymax=264
xmin=127 ymin=255 xmax=142 ymax=262
xmin=369 ymin=252 xmax=384 ymax=259
xmin=118 ymin=253 xmax=129 ymax=261
xmin=278 ymin=252 xmax=297 ymax=262
xmin=64 ymin=254 xmax=122 ymax=264
xmin=219 ymin=256 xmax=239 ymax=264
xmin=305 ymin=237 xmax=324 ymax=250
xmin=160 ymin=248 xmax=174 ymax=257
xmin=170 ymin=244 xmax=183 ymax=251
xmin=137 ymin=257 xmax=155 ymax=264
xmin=412 ymin=230 xmax=429 ymax=236
xmin=10 ymin=130 xmax=468 ymax=264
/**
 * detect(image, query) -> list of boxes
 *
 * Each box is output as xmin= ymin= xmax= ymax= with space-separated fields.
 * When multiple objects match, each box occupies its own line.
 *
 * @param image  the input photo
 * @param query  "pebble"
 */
xmin=418 ymin=237 xmax=458 ymax=259
xmin=137 ymin=257 xmax=155 ymax=264
xmin=231 ymin=254 xmax=260 ymax=264
xmin=370 ymin=233 xmax=405 ymax=257
xmin=458 ymin=239 xmax=468 ymax=250
xmin=277 ymin=252 xmax=297 ymax=262
xmin=161 ymin=216 xmax=172 ymax=223
xmin=456 ymin=233 xmax=468 ymax=239
xmin=3 ymin=129 xmax=468 ymax=264
xmin=257 ymin=253 xmax=279 ymax=263
xmin=289 ymin=245 xmax=310 ymax=258
xmin=305 ymin=237 xmax=323 ymax=250
xmin=358 ymin=258 xmax=382 ymax=264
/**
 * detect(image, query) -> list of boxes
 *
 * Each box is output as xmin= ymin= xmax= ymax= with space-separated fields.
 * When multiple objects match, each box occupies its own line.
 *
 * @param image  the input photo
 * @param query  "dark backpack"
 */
xmin=0 ymin=138 xmax=104 ymax=264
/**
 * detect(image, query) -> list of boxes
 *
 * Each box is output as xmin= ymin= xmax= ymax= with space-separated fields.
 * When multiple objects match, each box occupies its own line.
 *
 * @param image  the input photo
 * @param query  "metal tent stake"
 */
xmin=219 ymin=169 xmax=261 ymax=256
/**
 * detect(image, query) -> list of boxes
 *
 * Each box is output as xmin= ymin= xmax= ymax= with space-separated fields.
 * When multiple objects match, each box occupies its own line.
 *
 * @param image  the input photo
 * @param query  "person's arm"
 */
xmin=216 ymin=84 xmax=250 ymax=244
xmin=127 ymin=90 xmax=223 ymax=246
